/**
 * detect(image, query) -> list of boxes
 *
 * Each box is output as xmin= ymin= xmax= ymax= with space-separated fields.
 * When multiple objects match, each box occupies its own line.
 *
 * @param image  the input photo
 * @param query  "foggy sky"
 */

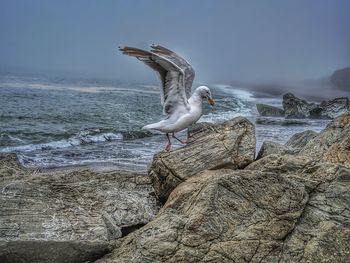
xmin=0 ymin=0 xmax=349 ymax=84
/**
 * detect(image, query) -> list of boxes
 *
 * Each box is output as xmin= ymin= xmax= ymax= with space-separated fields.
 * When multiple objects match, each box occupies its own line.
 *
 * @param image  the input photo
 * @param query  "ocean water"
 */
xmin=0 ymin=76 xmax=330 ymax=170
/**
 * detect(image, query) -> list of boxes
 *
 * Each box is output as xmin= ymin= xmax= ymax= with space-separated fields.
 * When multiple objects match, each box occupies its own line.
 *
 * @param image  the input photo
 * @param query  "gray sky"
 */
xmin=0 ymin=0 xmax=349 ymax=84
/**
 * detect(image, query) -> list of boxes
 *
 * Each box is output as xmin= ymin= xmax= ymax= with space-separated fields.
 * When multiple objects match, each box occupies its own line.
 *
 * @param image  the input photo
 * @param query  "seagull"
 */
xmin=119 ymin=45 xmax=215 ymax=151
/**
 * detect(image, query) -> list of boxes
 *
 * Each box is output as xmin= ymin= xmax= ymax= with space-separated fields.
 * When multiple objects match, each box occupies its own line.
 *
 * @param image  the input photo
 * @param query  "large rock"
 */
xmin=97 ymin=113 xmax=350 ymax=263
xmin=331 ymin=67 xmax=350 ymax=91
xmin=256 ymin=130 xmax=318 ymax=160
xmin=310 ymin=97 xmax=349 ymax=119
xmin=0 ymin=153 xmax=158 ymax=263
xmin=149 ymin=117 xmax=256 ymax=203
xmin=256 ymin=141 xmax=289 ymax=159
xmin=300 ymin=112 xmax=350 ymax=165
xmin=96 ymin=169 xmax=309 ymax=263
xmin=256 ymin=103 xmax=284 ymax=117
xmin=97 ymin=162 xmax=350 ymax=263
xmin=283 ymin=93 xmax=317 ymax=118
xmin=285 ymin=130 xmax=318 ymax=149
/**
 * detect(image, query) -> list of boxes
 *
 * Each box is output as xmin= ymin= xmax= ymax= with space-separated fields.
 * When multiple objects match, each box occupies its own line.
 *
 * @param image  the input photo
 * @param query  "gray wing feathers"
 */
xmin=150 ymin=45 xmax=195 ymax=99
xmin=119 ymin=46 xmax=189 ymax=116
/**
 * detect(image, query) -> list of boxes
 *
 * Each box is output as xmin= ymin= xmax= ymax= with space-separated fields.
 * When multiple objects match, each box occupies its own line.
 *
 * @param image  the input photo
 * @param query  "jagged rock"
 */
xmin=280 ymin=168 xmax=350 ymax=262
xmin=282 ymin=93 xmax=349 ymax=119
xmin=97 ymin=161 xmax=350 ymax=263
xmin=0 ymin=153 xmax=158 ymax=263
xmin=96 ymin=169 xmax=309 ymax=263
xmin=257 ymin=130 xmax=318 ymax=160
xmin=256 ymin=103 xmax=284 ymax=117
xmin=97 ymin=113 xmax=350 ymax=263
xmin=256 ymin=141 xmax=289 ymax=159
xmin=283 ymin=93 xmax=317 ymax=118
xmin=149 ymin=117 xmax=256 ymax=203
xmin=285 ymin=130 xmax=318 ymax=149
xmin=310 ymin=97 xmax=349 ymax=119
xmin=300 ymin=113 xmax=350 ymax=165
xmin=331 ymin=67 xmax=350 ymax=91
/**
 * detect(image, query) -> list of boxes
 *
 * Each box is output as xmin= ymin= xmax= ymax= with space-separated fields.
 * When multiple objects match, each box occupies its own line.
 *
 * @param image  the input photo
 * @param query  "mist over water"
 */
xmin=1 ymin=1 xmax=349 ymax=86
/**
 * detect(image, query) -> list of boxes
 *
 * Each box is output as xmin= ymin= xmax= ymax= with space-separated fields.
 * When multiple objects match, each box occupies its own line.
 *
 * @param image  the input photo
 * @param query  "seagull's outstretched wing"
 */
xmin=150 ymin=45 xmax=195 ymax=100
xmin=119 ymin=46 xmax=189 ymax=116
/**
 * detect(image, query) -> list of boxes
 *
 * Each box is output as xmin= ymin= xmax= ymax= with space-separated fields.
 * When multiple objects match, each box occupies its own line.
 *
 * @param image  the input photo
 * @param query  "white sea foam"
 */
xmin=0 ymin=132 xmax=123 ymax=153
xmin=212 ymin=84 xmax=256 ymax=102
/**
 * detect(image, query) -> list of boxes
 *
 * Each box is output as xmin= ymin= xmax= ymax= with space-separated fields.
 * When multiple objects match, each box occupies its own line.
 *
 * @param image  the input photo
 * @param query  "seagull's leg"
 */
xmin=165 ymin=133 xmax=172 ymax=151
xmin=172 ymin=133 xmax=186 ymax=144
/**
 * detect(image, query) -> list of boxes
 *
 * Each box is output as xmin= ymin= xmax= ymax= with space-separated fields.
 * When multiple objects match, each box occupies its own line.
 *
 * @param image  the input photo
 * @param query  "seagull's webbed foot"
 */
xmin=172 ymin=133 xmax=186 ymax=145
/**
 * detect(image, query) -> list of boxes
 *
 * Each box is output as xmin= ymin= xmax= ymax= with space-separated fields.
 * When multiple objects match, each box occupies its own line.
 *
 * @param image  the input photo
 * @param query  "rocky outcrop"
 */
xmin=256 ymin=104 xmax=284 ymax=117
xmin=300 ymin=112 xmax=350 ymax=164
xmin=256 ymin=140 xmax=288 ymax=159
xmin=282 ymin=93 xmax=317 ymax=118
xmin=257 ymin=93 xmax=349 ymax=119
xmin=0 ymin=154 xmax=159 ymax=263
xmin=331 ymin=67 xmax=350 ymax=91
xmin=97 ymin=113 xmax=350 ymax=263
xmin=149 ymin=117 xmax=256 ymax=203
xmin=285 ymin=130 xmax=318 ymax=149
xmin=310 ymin=97 xmax=349 ymax=119
xmin=256 ymin=130 xmax=318 ymax=159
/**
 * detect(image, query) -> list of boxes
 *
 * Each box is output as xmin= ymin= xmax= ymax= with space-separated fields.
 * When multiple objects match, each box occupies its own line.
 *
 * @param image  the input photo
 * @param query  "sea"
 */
xmin=0 ymin=76 xmax=330 ymax=171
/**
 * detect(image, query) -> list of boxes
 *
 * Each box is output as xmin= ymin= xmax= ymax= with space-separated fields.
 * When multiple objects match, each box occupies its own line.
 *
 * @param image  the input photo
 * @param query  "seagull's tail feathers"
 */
xmin=142 ymin=122 xmax=161 ymax=131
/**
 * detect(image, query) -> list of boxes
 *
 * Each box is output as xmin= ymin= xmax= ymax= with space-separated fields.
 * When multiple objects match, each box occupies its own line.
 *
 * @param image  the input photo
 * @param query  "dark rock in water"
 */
xmin=149 ymin=117 xmax=256 ymax=203
xmin=256 ymin=117 xmax=308 ymax=126
xmin=310 ymin=97 xmax=349 ymax=119
xmin=256 ymin=103 xmax=284 ymax=117
xmin=282 ymin=93 xmax=349 ymax=119
xmin=331 ymin=67 xmax=350 ymax=91
xmin=283 ymin=93 xmax=317 ymax=119
xmin=97 ymin=113 xmax=350 ymax=263
xmin=0 ymin=154 xmax=159 ymax=263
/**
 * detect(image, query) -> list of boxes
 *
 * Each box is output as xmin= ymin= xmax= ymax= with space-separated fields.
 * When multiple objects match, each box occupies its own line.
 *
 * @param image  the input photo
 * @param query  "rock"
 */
xmin=331 ymin=67 xmax=350 ymax=91
xmin=256 ymin=141 xmax=289 ymax=159
xmin=299 ymin=112 xmax=350 ymax=165
xmin=256 ymin=103 xmax=284 ymax=117
xmin=98 ymin=161 xmax=350 ymax=263
xmin=149 ymin=117 xmax=256 ymax=203
xmin=280 ymin=169 xmax=350 ymax=262
xmin=96 ymin=113 xmax=350 ymax=263
xmin=285 ymin=130 xmax=318 ymax=149
xmin=96 ymin=169 xmax=309 ymax=263
xmin=310 ymin=97 xmax=349 ymax=119
xmin=257 ymin=130 xmax=318 ymax=160
xmin=283 ymin=93 xmax=317 ymax=119
xmin=0 ymin=153 xmax=159 ymax=263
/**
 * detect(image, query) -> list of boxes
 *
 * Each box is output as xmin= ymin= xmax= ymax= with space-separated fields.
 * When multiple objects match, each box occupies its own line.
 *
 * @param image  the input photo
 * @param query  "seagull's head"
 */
xmin=197 ymin=86 xmax=215 ymax=106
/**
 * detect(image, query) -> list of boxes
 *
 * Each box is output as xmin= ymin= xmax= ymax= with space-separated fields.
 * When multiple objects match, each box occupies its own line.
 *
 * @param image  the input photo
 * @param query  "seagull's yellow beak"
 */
xmin=208 ymin=97 xmax=215 ymax=106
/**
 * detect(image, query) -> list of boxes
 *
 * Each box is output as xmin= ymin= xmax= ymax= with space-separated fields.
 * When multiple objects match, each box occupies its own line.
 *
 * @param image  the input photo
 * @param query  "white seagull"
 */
xmin=119 ymin=45 xmax=215 ymax=151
